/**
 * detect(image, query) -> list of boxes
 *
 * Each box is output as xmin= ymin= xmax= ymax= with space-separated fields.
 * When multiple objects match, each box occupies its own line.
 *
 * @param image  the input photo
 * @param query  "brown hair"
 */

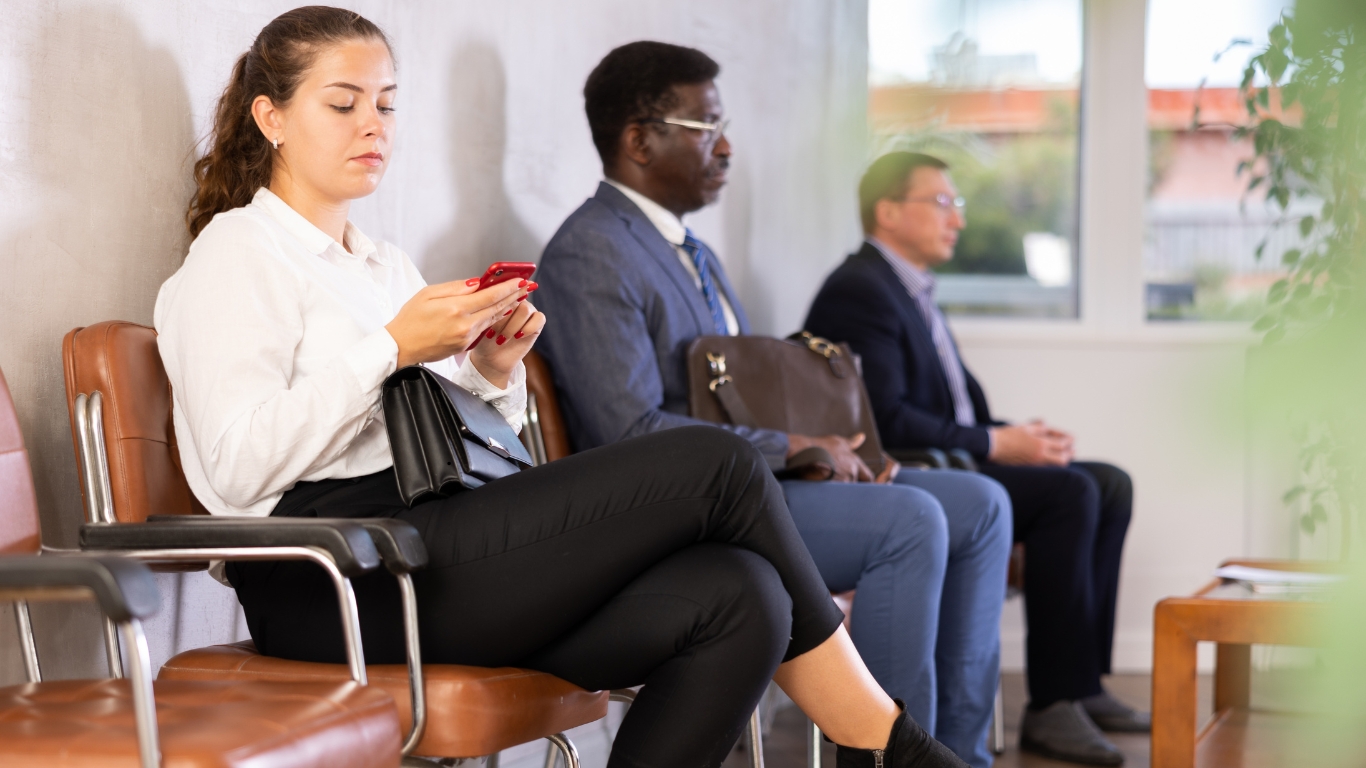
xmin=858 ymin=152 xmax=949 ymax=234
xmin=186 ymin=6 xmax=392 ymax=236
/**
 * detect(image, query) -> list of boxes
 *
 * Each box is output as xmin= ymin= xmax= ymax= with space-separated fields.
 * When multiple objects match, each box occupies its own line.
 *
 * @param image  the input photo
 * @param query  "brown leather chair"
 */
xmin=0 ymin=366 xmax=403 ymax=768
xmin=62 ymin=322 xmax=608 ymax=767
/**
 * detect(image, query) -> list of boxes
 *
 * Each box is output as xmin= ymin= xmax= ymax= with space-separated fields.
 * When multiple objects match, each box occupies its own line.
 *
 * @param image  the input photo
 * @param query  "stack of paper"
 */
xmin=1213 ymin=564 xmax=1343 ymax=594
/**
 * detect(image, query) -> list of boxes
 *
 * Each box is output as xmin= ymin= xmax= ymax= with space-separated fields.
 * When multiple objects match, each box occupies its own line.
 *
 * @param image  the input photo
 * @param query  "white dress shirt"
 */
xmin=605 ymin=179 xmax=740 ymax=336
xmin=155 ymin=187 xmax=525 ymax=518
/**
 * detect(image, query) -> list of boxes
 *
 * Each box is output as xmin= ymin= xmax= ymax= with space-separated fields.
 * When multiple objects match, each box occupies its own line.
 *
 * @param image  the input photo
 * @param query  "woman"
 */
xmin=155 ymin=7 xmax=965 ymax=768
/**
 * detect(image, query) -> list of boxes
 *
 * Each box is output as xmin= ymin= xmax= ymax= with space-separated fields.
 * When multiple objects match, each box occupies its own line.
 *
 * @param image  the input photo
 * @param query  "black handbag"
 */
xmin=381 ymin=365 xmax=533 ymax=507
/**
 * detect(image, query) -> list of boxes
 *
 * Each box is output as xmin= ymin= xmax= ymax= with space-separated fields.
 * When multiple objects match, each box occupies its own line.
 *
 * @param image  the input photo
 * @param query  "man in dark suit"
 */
xmin=804 ymin=152 xmax=1146 ymax=766
xmin=535 ymin=43 xmax=1011 ymax=768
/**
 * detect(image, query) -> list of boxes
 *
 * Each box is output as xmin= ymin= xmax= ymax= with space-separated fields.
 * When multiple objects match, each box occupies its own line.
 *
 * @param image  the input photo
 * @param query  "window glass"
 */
xmin=869 ymin=0 xmax=1083 ymax=317
xmin=1144 ymin=0 xmax=1297 ymax=321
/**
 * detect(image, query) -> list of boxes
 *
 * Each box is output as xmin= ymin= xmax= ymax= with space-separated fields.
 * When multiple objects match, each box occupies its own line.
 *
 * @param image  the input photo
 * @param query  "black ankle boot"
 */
xmin=834 ymin=700 xmax=968 ymax=768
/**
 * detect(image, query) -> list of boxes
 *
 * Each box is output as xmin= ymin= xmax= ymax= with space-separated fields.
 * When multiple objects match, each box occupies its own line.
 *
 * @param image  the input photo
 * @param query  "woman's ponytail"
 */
xmin=185 ymin=6 xmax=392 ymax=237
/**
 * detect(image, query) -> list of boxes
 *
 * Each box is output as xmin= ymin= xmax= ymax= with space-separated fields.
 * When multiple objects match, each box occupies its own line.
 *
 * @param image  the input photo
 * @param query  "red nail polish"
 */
xmin=504 ymin=308 xmax=514 ymax=316
xmin=485 ymin=328 xmax=496 ymax=338
xmin=466 ymin=278 xmax=480 ymax=286
xmin=527 ymin=281 xmax=539 ymax=291
xmin=495 ymin=335 xmax=507 ymax=345
xmin=517 ymin=279 xmax=528 ymax=287
xmin=514 ymin=331 xmax=524 ymax=339
xmin=517 ymin=295 xmax=527 ymax=301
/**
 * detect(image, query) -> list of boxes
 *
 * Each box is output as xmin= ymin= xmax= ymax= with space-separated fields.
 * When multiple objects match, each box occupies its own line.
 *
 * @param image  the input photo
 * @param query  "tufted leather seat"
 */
xmin=0 ymin=678 xmax=399 ymax=768
xmin=161 ymin=641 xmax=608 ymax=758
xmin=62 ymin=322 xmax=609 ymax=760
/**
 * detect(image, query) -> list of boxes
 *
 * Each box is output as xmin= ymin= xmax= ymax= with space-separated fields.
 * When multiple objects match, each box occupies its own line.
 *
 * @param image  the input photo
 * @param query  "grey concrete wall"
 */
xmin=0 ymin=0 xmax=869 ymax=685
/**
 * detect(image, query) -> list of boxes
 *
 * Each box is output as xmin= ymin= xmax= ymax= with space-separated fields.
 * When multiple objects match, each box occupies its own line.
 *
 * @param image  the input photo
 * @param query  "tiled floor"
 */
xmin=500 ymin=672 xmax=1214 ymax=768
xmin=720 ymin=672 xmax=1213 ymax=768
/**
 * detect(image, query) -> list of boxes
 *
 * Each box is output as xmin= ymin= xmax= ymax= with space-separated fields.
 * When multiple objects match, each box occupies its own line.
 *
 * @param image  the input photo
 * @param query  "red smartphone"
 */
xmin=477 ymin=261 xmax=536 ymax=290
xmin=466 ymin=262 xmax=537 ymax=351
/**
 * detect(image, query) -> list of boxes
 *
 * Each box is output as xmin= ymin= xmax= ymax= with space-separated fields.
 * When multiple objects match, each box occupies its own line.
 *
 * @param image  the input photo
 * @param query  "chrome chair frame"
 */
xmin=4 ymin=580 xmax=162 ymax=768
xmin=74 ymin=389 xmax=579 ymax=767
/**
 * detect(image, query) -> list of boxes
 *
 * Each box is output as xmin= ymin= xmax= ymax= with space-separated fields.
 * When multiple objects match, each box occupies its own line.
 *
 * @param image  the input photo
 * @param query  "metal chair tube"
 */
xmin=15 ymin=599 xmax=41 ymax=682
xmin=119 ymin=617 xmax=160 ymax=768
xmin=809 ymin=721 xmax=823 ymax=768
xmin=85 ymin=392 xmax=116 ymax=524
xmin=990 ymin=682 xmax=1005 ymax=754
xmin=749 ymin=708 xmax=765 ymax=768
xmin=545 ymin=732 xmax=580 ymax=768
xmin=396 ymin=571 xmax=427 ymax=755
xmin=102 ymin=614 xmax=125 ymax=678
xmin=115 ymin=546 xmax=368 ymax=684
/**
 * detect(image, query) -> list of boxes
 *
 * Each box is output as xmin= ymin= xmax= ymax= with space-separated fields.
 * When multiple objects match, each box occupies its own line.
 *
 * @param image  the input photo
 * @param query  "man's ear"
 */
xmin=874 ymin=197 xmax=901 ymax=233
xmin=619 ymin=122 xmax=653 ymax=168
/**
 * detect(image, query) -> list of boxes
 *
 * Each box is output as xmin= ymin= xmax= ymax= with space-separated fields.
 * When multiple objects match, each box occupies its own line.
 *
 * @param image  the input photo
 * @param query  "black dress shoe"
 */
xmin=1081 ymin=691 xmax=1151 ymax=732
xmin=835 ymin=700 xmax=968 ymax=768
xmin=1019 ymin=700 xmax=1124 ymax=766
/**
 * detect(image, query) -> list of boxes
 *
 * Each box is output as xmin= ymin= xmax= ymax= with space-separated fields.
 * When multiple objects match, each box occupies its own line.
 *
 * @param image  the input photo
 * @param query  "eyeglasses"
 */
xmin=640 ymin=117 xmax=730 ymax=145
xmin=904 ymin=193 xmax=967 ymax=213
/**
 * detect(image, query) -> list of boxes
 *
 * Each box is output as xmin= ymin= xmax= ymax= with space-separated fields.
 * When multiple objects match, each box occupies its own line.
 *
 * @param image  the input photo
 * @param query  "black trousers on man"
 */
xmin=977 ymin=461 xmax=1133 ymax=707
xmin=228 ymin=427 xmax=845 ymax=768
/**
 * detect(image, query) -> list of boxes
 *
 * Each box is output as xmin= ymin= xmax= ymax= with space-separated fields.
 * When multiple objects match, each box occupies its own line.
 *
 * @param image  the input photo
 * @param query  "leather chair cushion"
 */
xmin=0 ymin=369 xmax=40 ymax=555
xmin=160 ymin=641 xmax=609 ymax=759
xmin=522 ymin=351 xmax=572 ymax=463
xmin=62 ymin=322 xmax=205 ymax=523
xmin=0 ymin=678 xmax=400 ymax=768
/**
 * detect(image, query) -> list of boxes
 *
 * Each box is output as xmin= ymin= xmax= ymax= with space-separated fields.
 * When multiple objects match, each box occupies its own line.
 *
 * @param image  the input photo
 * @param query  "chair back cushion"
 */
xmin=523 ymin=351 xmax=572 ymax=462
xmin=62 ymin=322 xmax=204 ymax=523
xmin=0 ymin=369 xmax=41 ymax=554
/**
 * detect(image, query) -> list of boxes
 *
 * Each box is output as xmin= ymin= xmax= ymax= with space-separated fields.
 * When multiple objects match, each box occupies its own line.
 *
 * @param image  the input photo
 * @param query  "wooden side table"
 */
xmin=1151 ymin=559 xmax=1332 ymax=768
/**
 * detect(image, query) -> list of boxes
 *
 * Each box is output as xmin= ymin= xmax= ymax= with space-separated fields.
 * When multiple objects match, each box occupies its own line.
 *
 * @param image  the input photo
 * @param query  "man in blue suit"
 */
xmin=804 ymin=152 xmax=1147 ymax=766
xmin=535 ymin=42 xmax=1011 ymax=768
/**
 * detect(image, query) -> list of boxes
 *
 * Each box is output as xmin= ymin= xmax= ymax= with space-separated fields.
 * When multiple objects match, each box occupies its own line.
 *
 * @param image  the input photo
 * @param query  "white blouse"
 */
xmin=155 ymin=188 xmax=526 ymax=517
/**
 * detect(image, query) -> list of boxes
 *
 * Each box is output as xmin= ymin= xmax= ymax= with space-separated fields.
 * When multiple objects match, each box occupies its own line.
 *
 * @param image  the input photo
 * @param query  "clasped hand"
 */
xmin=988 ymin=420 xmax=1074 ymax=467
xmin=385 ymin=277 xmax=545 ymax=388
xmin=787 ymin=433 xmax=901 ymax=484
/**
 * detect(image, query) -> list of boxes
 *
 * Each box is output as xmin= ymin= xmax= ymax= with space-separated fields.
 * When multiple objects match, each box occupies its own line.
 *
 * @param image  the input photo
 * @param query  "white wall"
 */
xmin=0 ymin=0 xmax=868 ymax=686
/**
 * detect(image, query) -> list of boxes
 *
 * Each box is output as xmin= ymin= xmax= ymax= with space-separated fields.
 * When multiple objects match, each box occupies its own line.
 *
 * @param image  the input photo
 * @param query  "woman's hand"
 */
xmin=385 ymin=278 xmax=527 ymax=368
xmin=468 ymin=297 xmax=546 ymax=388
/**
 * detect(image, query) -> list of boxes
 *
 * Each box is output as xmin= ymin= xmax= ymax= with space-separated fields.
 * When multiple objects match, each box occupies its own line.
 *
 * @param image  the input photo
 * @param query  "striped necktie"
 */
xmin=681 ymin=229 xmax=730 ymax=335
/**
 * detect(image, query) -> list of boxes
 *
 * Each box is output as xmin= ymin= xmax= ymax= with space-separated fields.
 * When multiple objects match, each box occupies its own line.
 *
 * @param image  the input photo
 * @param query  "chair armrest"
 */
xmin=355 ymin=519 xmax=428 ymax=574
xmin=890 ymin=448 xmax=950 ymax=469
xmin=144 ymin=515 xmax=428 ymax=574
xmin=0 ymin=555 xmax=159 ymax=622
xmin=945 ymin=449 xmax=979 ymax=473
xmin=81 ymin=519 xmax=381 ymax=577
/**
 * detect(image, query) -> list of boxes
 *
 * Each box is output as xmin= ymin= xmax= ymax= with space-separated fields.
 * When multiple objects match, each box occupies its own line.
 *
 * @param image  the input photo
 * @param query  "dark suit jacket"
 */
xmin=534 ymin=182 xmax=789 ymax=468
xmin=804 ymin=241 xmax=999 ymax=459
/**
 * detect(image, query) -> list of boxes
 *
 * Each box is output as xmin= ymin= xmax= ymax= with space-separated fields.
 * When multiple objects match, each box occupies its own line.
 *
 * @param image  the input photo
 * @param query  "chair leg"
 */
xmin=809 ymin=720 xmax=823 ymax=768
xmin=749 ymin=707 xmax=765 ymax=768
xmin=545 ymin=733 xmax=579 ymax=768
xmin=990 ymin=676 xmax=1006 ymax=755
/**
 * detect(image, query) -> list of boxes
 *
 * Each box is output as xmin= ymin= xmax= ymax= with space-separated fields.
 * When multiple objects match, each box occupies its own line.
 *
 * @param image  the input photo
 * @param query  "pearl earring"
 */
xmin=272 ymin=138 xmax=280 ymax=150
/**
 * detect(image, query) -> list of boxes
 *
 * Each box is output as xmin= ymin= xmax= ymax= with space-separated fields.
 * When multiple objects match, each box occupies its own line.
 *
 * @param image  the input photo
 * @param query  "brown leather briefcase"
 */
xmin=686 ymin=332 xmax=888 ymax=478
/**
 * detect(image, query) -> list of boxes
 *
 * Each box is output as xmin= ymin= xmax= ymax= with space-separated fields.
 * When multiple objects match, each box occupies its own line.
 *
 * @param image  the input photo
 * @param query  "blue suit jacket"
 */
xmin=803 ymin=242 xmax=998 ymax=458
xmin=535 ymin=182 xmax=789 ymax=468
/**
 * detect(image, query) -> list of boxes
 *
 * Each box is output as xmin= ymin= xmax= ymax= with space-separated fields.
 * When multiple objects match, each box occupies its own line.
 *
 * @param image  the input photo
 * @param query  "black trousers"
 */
xmin=977 ymin=461 xmax=1133 ymax=707
xmin=227 ymin=426 xmax=845 ymax=768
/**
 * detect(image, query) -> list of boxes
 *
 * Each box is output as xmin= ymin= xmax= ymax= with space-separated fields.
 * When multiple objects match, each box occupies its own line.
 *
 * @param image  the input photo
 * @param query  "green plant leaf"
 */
xmin=1283 ymin=248 xmax=1302 ymax=265
xmin=1301 ymin=514 xmax=1317 ymax=534
xmin=1300 ymin=216 xmax=1315 ymax=236
xmin=1267 ymin=279 xmax=1289 ymax=303
xmin=1284 ymin=485 xmax=1307 ymax=503
xmin=1312 ymin=504 xmax=1329 ymax=523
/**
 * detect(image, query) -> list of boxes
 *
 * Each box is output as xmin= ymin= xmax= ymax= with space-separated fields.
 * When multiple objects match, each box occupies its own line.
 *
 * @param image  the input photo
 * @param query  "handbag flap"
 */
xmin=426 ymin=369 xmax=533 ymax=466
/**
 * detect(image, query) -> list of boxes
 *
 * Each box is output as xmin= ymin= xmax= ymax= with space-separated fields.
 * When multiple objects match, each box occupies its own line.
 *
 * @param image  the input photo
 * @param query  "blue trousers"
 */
xmin=782 ymin=469 xmax=1011 ymax=768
